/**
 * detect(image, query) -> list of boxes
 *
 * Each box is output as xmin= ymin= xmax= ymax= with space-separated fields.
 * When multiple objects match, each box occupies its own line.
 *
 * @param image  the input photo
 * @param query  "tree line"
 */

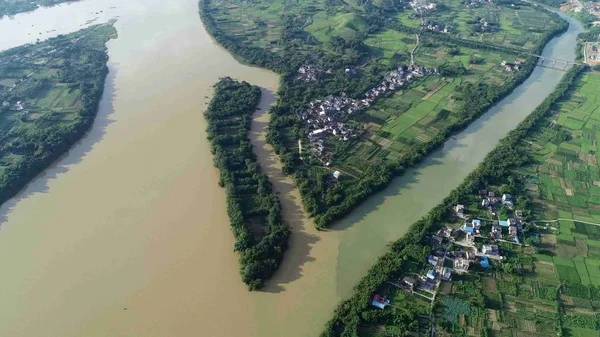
xmin=204 ymin=77 xmax=290 ymax=290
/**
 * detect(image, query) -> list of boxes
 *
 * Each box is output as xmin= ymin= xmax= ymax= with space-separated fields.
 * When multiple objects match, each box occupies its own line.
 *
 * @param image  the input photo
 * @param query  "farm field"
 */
xmin=435 ymin=72 xmax=600 ymax=336
xmin=340 ymin=70 xmax=600 ymax=337
xmin=0 ymin=23 xmax=116 ymax=184
xmin=403 ymin=0 xmax=564 ymax=50
xmin=336 ymin=35 xmax=522 ymax=175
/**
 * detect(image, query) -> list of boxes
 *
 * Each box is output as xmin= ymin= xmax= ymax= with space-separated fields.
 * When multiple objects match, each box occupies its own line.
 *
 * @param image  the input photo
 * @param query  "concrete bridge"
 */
xmin=533 ymin=55 xmax=580 ymax=70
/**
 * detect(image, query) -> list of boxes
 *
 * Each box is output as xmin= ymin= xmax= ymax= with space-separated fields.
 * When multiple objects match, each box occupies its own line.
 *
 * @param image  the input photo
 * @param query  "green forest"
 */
xmin=0 ymin=23 xmax=116 ymax=210
xmin=204 ymin=78 xmax=289 ymax=290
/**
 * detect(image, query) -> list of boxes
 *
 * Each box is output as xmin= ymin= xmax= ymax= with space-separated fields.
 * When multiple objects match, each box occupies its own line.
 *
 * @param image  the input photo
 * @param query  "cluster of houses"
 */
xmin=409 ymin=0 xmax=437 ymax=13
xmin=1 ymin=100 xmax=26 ymax=111
xmin=373 ymin=190 xmax=529 ymax=310
xmin=480 ymin=190 xmax=514 ymax=214
xmin=424 ymin=20 xmax=449 ymax=33
xmin=473 ymin=17 xmax=497 ymax=33
xmin=468 ymin=0 xmax=493 ymax=8
xmin=301 ymin=65 xmax=437 ymax=164
xmin=296 ymin=64 xmax=327 ymax=83
xmin=500 ymin=60 xmax=522 ymax=72
xmin=393 ymin=225 xmax=497 ymax=301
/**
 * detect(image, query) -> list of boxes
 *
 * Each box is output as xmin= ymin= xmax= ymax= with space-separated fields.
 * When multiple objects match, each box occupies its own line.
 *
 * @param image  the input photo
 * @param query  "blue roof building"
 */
xmin=427 ymin=269 xmax=437 ymax=279
xmin=480 ymin=256 xmax=490 ymax=268
xmin=371 ymin=294 xmax=390 ymax=309
xmin=499 ymin=220 xmax=509 ymax=227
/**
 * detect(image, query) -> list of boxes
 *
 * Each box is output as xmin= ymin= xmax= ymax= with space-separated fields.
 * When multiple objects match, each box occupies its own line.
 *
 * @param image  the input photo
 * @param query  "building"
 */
xmin=454 ymin=258 xmax=470 ymax=272
xmin=462 ymin=219 xmax=481 ymax=234
xmin=455 ymin=204 xmax=466 ymax=218
xmin=333 ymin=171 xmax=341 ymax=180
xmin=441 ymin=267 xmax=452 ymax=280
xmin=371 ymin=294 xmax=390 ymax=309
xmin=426 ymin=269 xmax=437 ymax=280
xmin=509 ymin=225 xmax=518 ymax=237
xmin=490 ymin=225 xmax=502 ymax=240
xmin=428 ymin=255 xmax=441 ymax=267
xmin=480 ymin=256 xmax=490 ymax=268
xmin=402 ymin=276 xmax=418 ymax=289
xmin=482 ymin=244 xmax=499 ymax=256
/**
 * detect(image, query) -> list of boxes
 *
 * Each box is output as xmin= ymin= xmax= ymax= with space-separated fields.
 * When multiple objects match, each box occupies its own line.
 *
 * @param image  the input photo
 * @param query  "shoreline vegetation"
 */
xmin=320 ymin=63 xmax=588 ymax=337
xmin=204 ymin=78 xmax=290 ymax=290
xmin=198 ymin=0 xmax=570 ymax=229
xmin=0 ymin=0 xmax=79 ymax=18
xmin=0 ymin=23 xmax=116 ymax=210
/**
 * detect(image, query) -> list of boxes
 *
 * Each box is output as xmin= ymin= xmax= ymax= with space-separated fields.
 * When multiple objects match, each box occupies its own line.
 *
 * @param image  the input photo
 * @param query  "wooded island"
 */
xmin=204 ymin=78 xmax=289 ymax=290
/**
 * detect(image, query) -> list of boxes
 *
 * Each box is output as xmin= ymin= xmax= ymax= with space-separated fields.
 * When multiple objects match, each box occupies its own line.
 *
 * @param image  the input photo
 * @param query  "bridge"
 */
xmin=535 ymin=55 xmax=579 ymax=70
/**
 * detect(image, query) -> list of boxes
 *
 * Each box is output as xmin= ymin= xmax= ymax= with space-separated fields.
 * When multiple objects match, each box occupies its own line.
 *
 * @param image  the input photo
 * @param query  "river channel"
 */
xmin=0 ymin=1 xmax=583 ymax=336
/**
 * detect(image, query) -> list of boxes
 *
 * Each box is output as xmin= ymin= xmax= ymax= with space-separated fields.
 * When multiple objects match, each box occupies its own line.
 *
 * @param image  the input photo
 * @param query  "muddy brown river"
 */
xmin=0 ymin=1 xmax=583 ymax=336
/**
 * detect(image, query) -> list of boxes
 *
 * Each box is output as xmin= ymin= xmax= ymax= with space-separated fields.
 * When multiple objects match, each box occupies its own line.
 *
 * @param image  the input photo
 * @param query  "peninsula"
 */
xmin=204 ymin=78 xmax=289 ymax=290
xmin=0 ymin=23 xmax=116 ymax=206
xmin=200 ymin=0 xmax=570 ymax=228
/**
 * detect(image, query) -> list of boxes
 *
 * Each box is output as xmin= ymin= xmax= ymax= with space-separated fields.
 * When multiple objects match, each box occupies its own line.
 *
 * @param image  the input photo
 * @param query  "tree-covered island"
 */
xmin=204 ymin=78 xmax=290 ymax=290
xmin=0 ymin=22 xmax=116 ymax=207
xmin=199 ymin=0 xmax=570 ymax=228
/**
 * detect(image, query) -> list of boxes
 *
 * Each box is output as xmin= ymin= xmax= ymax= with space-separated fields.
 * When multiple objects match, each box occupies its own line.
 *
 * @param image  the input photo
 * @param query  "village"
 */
xmin=371 ymin=190 xmax=526 ymax=310
xmin=298 ymin=64 xmax=438 ymax=166
xmin=409 ymin=0 xmax=437 ymax=14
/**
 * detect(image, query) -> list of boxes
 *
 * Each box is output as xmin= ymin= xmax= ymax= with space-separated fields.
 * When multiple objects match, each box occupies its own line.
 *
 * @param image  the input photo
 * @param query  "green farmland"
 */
xmin=402 ymin=0 xmax=564 ymax=50
xmin=0 ymin=23 xmax=116 ymax=203
xmin=437 ymin=72 xmax=600 ymax=336
xmin=336 ymin=37 xmax=522 ymax=174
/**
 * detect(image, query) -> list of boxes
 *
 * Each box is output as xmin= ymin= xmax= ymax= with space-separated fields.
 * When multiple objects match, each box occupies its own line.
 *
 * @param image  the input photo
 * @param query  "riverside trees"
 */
xmin=205 ymin=78 xmax=290 ymax=290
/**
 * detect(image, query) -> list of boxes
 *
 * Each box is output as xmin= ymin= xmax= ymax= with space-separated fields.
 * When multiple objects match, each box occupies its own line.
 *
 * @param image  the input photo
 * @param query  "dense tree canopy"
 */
xmin=204 ymin=78 xmax=290 ymax=290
